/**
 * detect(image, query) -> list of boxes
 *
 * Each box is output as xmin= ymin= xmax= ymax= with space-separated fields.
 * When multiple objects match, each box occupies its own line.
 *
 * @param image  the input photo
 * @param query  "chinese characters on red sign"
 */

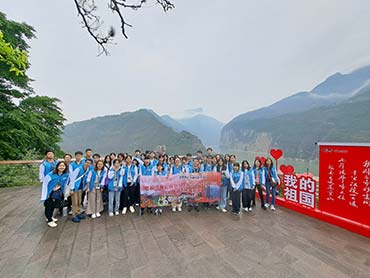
xmin=283 ymin=174 xmax=316 ymax=209
xmin=319 ymin=145 xmax=370 ymax=226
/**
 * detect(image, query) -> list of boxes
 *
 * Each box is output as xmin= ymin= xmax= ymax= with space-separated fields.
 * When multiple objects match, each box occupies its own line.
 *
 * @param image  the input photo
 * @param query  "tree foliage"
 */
xmin=0 ymin=12 xmax=65 ymax=160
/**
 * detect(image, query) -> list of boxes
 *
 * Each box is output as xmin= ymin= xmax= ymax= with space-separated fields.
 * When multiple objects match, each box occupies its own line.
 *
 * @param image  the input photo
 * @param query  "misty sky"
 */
xmin=2 ymin=0 xmax=370 ymax=123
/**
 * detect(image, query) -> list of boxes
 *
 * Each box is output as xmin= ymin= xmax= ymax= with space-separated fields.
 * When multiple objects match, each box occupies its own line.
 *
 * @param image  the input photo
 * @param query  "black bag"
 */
xmin=49 ymin=188 xmax=67 ymax=208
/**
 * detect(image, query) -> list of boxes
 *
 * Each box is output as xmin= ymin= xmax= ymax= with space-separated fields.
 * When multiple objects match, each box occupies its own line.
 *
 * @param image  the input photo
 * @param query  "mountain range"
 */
xmin=220 ymin=65 xmax=370 ymax=159
xmin=60 ymin=109 xmax=206 ymax=155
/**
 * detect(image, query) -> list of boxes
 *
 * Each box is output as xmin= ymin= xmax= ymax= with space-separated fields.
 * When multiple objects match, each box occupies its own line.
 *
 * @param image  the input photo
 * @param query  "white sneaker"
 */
xmin=271 ymin=205 xmax=275 ymax=211
xmin=177 ymin=207 xmax=182 ymax=212
xmin=221 ymin=208 xmax=227 ymax=213
xmin=122 ymin=207 xmax=127 ymax=215
xmin=48 ymin=221 xmax=57 ymax=228
xmin=109 ymin=212 xmax=114 ymax=217
xmin=244 ymin=207 xmax=249 ymax=212
xmin=216 ymin=206 xmax=220 ymax=210
xmin=172 ymin=207 xmax=176 ymax=212
xmin=96 ymin=212 xmax=101 ymax=218
xmin=265 ymin=203 xmax=270 ymax=208
xmin=248 ymin=207 xmax=252 ymax=212
xmin=46 ymin=217 xmax=58 ymax=222
xmin=129 ymin=206 xmax=135 ymax=213
xmin=115 ymin=211 xmax=119 ymax=216
xmin=91 ymin=214 xmax=96 ymax=219
xmin=68 ymin=211 xmax=73 ymax=215
xmin=228 ymin=200 xmax=232 ymax=206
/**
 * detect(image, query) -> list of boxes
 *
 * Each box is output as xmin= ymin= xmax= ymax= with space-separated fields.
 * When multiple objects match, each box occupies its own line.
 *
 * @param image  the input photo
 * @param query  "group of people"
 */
xmin=39 ymin=147 xmax=280 ymax=228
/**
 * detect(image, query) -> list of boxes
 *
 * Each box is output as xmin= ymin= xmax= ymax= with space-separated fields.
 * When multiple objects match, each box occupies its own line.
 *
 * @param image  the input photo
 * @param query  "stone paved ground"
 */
xmin=0 ymin=186 xmax=369 ymax=278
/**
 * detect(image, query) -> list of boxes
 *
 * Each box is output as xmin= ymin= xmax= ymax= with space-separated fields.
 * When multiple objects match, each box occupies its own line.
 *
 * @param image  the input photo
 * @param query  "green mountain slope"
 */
xmin=60 ymin=109 xmax=205 ymax=155
xmin=221 ymin=86 xmax=370 ymax=159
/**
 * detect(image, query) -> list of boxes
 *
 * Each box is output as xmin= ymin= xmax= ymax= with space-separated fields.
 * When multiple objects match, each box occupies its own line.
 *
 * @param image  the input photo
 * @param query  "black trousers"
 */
xmin=122 ymin=183 xmax=135 ymax=208
xmin=231 ymin=190 xmax=241 ymax=213
xmin=242 ymin=189 xmax=253 ymax=209
xmin=44 ymin=198 xmax=58 ymax=222
xmin=254 ymin=184 xmax=265 ymax=207
xmin=134 ymin=182 xmax=140 ymax=205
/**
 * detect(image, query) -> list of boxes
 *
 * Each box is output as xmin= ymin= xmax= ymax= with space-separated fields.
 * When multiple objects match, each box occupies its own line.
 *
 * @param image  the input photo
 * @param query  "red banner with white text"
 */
xmin=319 ymin=144 xmax=370 ymax=226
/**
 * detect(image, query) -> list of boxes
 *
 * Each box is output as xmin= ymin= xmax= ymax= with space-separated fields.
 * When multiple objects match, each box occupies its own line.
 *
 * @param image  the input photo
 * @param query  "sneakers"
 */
xmin=122 ymin=207 xmax=127 ymax=215
xmin=172 ymin=207 xmax=176 ymax=212
xmin=129 ymin=206 xmax=135 ymax=213
xmin=216 ymin=206 xmax=220 ymax=210
xmin=248 ymin=207 xmax=252 ymax=212
xmin=271 ymin=205 xmax=276 ymax=211
xmin=96 ymin=212 xmax=101 ymax=218
xmin=177 ymin=207 xmax=182 ymax=212
xmin=45 ymin=217 xmax=58 ymax=222
xmin=221 ymin=208 xmax=227 ymax=213
xmin=265 ymin=203 xmax=270 ymax=208
xmin=244 ymin=207 xmax=249 ymax=212
xmin=115 ymin=211 xmax=119 ymax=216
xmin=72 ymin=216 xmax=81 ymax=223
xmin=228 ymin=200 xmax=232 ymax=206
xmin=77 ymin=213 xmax=86 ymax=220
xmin=109 ymin=212 xmax=114 ymax=217
xmin=91 ymin=214 xmax=97 ymax=219
xmin=48 ymin=221 xmax=57 ymax=228
xmin=194 ymin=206 xmax=200 ymax=212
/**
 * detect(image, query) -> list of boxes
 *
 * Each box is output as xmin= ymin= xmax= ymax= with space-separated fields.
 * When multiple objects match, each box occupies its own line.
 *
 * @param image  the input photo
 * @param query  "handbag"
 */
xmin=267 ymin=169 xmax=278 ymax=186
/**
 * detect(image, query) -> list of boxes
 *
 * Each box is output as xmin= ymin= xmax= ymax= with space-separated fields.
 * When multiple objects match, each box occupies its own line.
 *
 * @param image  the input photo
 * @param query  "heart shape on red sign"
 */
xmin=280 ymin=164 xmax=295 ymax=175
xmin=270 ymin=149 xmax=283 ymax=160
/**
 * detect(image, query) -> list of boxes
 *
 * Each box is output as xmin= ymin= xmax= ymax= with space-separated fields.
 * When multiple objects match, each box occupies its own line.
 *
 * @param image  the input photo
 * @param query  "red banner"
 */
xmin=319 ymin=143 xmax=370 ymax=226
xmin=140 ymin=172 xmax=221 ymax=207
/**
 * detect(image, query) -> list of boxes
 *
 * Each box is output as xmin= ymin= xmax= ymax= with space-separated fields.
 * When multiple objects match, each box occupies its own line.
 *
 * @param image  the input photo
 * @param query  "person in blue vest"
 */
xmin=202 ymin=155 xmax=214 ymax=172
xmin=40 ymin=161 xmax=69 ymax=228
xmin=86 ymin=160 xmax=106 ymax=219
xmin=187 ymin=157 xmax=203 ymax=212
xmin=170 ymin=157 xmax=184 ymax=212
xmin=39 ymin=150 xmax=57 ymax=184
xmin=152 ymin=163 xmax=167 ymax=215
xmin=69 ymin=158 xmax=92 ymax=222
xmin=264 ymin=158 xmax=280 ymax=211
xmin=107 ymin=159 xmax=124 ymax=216
xmin=215 ymin=158 xmax=230 ymax=213
xmin=139 ymin=156 xmax=154 ymax=215
xmin=149 ymin=151 xmax=158 ymax=167
xmin=227 ymin=154 xmax=236 ymax=206
xmin=241 ymin=160 xmax=255 ymax=212
xmin=253 ymin=158 xmax=267 ymax=210
xmin=122 ymin=155 xmax=138 ymax=214
xmin=229 ymin=162 xmax=244 ymax=215
xmin=157 ymin=155 xmax=168 ymax=173
xmin=70 ymin=151 xmax=84 ymax=173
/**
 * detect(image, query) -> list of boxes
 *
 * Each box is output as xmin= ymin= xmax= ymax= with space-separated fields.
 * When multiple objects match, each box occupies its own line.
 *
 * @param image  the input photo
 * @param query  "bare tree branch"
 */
xmin=74 ymin=0 xmax=175 ymax=55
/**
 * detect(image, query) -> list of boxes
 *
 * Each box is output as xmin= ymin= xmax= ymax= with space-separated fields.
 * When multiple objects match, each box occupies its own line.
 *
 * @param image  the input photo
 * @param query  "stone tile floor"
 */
xmin=0 ymin=186 xmax=369 ymax=278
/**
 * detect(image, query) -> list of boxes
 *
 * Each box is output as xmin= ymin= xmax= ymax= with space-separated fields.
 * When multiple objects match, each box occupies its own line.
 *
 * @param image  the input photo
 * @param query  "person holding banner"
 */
xmin=264 ymin=158 xmax=279 ymax=211
xmin=139 ymin=156 xmax=154 ymax=214
xmin=187 ymin=157 xmax=202 ymax=212
xmin=215 ymin=158 xmax=229 ymax=213
xmin=241 ymin=160 xmax=255 ymax=212
xmin=229 ymin=162 xmax=244 ymax=215
xmin=252 ymin=159 xmax=267 ymax=210
xmin=107 ymin=159 xmax=124 ymax=216
xmin=170 ymin=157 xmax=184 ymax=212
xmin=152 ymin=163 xmax=167 ymax=215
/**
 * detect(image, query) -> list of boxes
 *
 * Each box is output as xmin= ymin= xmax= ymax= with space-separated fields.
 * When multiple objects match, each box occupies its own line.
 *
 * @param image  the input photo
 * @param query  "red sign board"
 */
xmin=319 ymin=143 xmax=370 ymax=226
